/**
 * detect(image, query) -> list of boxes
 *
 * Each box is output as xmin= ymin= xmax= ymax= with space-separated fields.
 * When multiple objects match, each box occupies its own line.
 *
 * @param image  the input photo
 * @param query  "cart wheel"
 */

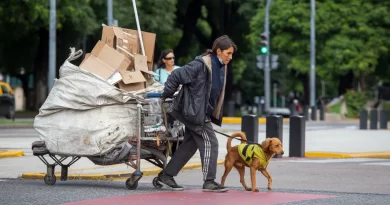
xmin=44 ymin=174 xmax=56 ymax=185
xmin=125 ymin=177 xmax=138 ymax=190
xmin=152 ymin=177 xmax=163 ymax=189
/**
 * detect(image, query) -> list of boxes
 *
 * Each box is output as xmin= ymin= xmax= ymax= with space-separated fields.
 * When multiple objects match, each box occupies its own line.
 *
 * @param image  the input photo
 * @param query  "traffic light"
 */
xmin=260 ymin=32 xmax=268 ymax=55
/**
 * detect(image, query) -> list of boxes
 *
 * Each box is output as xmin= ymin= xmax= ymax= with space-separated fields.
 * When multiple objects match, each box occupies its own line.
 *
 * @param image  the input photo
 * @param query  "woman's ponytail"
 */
xmin=202 ymin=49 xmax=213 ymax=56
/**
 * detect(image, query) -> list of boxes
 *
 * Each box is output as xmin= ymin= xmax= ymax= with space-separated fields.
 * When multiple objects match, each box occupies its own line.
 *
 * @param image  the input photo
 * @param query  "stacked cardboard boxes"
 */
xmin=79 ymin=25 xmax=158 ymax=92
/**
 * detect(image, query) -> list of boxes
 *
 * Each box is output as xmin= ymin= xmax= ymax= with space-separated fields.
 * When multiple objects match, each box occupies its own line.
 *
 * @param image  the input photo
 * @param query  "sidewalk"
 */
xmin=0 ymin=116 xmax=364 ymax=129
xmin=215 ymin=129 xmax=390 ymax=157
xmin=1 ymin=129 xmax=389 ymax=181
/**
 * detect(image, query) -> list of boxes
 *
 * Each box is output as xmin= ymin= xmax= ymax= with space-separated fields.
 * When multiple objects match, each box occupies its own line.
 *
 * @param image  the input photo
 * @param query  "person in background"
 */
xmin=154 ymin=49 xmax=180 ymax=85
xmin=155 ymin=49 xmax=182 ymax=155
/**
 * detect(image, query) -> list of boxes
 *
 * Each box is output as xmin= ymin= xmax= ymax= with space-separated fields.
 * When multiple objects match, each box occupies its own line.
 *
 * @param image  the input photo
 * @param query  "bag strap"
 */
xmin=159 ymin=68 xmax=162 ymax=82
xmin=67 ymin=47 xmax=83 ymax=61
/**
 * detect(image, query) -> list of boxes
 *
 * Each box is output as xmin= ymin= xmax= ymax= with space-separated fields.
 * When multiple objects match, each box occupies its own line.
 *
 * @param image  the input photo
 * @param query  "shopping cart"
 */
xmin=32 ymin=93 xmax=185 ymax=190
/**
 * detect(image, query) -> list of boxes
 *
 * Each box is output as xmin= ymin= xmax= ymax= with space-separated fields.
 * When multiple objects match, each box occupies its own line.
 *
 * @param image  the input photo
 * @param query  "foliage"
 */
xmin=382 ymin=103 xmax=390 ymax=121
xmin=1 ymin=0 xmax=390 ymax=110
xmin=344 ymin=90 xmax=368 ymax=118
xmin=247 ymin=0 xmax=390 ymax=98
xmin=327 ymin=103 xmax=341 ymax=114
xmin=0 ymin=0 xmax=98 ymax=74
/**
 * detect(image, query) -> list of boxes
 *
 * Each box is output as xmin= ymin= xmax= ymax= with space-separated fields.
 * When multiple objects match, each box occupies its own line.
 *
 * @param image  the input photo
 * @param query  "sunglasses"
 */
xmin=164 ymin=57 xmax=175 ymax=60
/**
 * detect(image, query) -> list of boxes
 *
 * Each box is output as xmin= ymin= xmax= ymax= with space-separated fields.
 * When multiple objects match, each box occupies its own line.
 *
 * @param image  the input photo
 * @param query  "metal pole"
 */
xmin=273 ymin=83 xmax=277 ymax=108
xmin=310 ymin=0 xmax=316 ymax=107
xmin=48 ymin=0 xmax=56 ymax=91
xmin=264 ymin=0 xmax=272 ymax=112
xmin=107 ymin=0 xmax=113 ymax=26
xmin=132 ymin=0 xmax=145 ymax=56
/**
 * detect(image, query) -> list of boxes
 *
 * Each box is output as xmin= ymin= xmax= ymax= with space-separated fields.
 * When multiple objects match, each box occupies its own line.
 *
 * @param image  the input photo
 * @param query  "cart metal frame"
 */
xmin=32 ymin=99 xmax=184 ymax=190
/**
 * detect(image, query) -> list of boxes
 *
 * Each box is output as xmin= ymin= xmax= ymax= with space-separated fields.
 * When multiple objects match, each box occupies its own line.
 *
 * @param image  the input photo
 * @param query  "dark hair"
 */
xmin=202 ymin=35 xmax=237 ymax=56
xmin=157 ymin=49 xmax=174 ymax=68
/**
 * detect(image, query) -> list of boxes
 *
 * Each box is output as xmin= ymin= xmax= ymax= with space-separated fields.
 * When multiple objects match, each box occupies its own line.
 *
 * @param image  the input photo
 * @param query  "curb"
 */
xmin=21 ymin=160 xmax=225 ymax=181
xmin=0 ymin=124 xmax=33 ymax=129
xmin=222 ymin=117 xmax=289 ymax=124
xmin=0 ymin=150 xmax=24 ymax=158
xmin=305 ymin=152 xmax=390 ymax=159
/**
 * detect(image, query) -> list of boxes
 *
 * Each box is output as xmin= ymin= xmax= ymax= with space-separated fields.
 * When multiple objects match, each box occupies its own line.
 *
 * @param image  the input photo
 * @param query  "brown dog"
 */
xmin=220 ymin=132 xmax=284 ymax=192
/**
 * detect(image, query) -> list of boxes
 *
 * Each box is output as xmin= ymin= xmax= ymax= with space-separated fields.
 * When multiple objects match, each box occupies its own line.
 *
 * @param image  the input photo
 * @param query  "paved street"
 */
xmin=1 ymin=122 xmax=390 ymax=204
xmin=1 ymin=158 xmax=390 ymax=205
xmin=0 ymin=128 xmax=38 ymax=154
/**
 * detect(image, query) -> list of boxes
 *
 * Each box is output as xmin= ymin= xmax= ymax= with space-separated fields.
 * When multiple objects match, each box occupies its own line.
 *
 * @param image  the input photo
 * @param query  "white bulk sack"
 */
xmin=33 ymin=48 xmax=157 ymax=156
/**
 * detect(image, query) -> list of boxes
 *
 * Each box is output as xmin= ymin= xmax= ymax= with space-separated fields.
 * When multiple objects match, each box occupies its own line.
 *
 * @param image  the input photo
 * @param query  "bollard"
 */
xmin=379 ymin=109 xmax=388 ymax=129
xmin=241 ymin=115 xmax=259 ymax=143
xmin=303 ymin=106 xmax=309 ymax=121
xmin=311 ymin=106 xmax=317 ymax=121
xmin=359 ymin=109 xmax=368 ymax=130
xmin=228 ymin=101 xmax=235 ymax=117
xmin=289 ymin=115 xmax=306 ymax=157
xmin=266 ymin=115 xmax=283 ymax=158
xmin=370 ymin=109 xmax=378 ymax=130
xmin=319 ymin=105 xmax=325 ymax=121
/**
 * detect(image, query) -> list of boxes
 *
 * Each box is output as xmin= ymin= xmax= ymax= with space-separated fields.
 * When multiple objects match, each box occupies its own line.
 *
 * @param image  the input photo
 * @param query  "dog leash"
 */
xmin=213 ymin=130 xmax=262 ymax=147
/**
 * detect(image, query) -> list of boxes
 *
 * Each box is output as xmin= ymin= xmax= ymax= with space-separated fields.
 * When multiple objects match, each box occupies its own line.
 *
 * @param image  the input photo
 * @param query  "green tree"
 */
xmin=247 ymin=0 xmax=390 ymax=104
xmin=0 ymin=0 xmax=178 ymax=109
xmin=0 ymin=0 xmax=98 ymax=109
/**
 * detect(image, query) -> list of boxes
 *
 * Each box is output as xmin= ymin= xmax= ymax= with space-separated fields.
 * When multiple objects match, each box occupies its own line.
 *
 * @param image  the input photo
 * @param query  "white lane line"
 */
xmin=285 ymin=158 xmax=390 ymax=163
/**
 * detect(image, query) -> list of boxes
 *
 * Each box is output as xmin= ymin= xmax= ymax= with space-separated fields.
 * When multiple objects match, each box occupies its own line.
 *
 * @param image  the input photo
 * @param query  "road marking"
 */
xmin=286 ymin=158 xmax=389 ymax=163
xmin=361 ymin=162 xmax=390 ymax=166
xmin=285 ymin=158 xmax=390 ymax=167
xmin=60 ymin=190 xmax=336 ymax=205
xmin=345 ymin=126 xmax=357 ymax=130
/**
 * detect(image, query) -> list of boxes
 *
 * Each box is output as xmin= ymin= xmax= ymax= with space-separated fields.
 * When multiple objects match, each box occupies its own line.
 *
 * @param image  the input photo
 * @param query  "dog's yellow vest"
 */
xmin=238 ymin=144 xmax=269 ymax=169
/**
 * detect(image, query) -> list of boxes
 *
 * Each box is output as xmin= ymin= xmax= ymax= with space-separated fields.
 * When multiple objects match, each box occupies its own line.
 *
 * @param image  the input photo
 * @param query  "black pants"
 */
xmin=164 ymin=122 xmax=218 ymax=181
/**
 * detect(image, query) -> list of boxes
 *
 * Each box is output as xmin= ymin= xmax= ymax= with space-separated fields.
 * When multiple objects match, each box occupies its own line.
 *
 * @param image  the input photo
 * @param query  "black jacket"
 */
xmin=162 ymin=55 xmax=227 ymax=134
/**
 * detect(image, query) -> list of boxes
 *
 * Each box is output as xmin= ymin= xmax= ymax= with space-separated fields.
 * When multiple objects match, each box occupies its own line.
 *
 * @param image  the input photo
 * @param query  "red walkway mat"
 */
xmin=63 ymin=190 xmax=336 ymax=205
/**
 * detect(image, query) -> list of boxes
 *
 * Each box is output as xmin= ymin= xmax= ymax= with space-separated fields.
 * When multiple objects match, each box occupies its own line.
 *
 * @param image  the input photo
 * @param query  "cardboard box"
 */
xmin=118 ymin=70 xmax=146 ymax=92
xmin=101 ymin=25 xmax=156 ymax=71
xmin=80 ymin=40 xmax=130 ymax=83
xmin=80 ymin=55 xmax=116 ymax=81
xmin=101 ymin=25 xmax=139 ymax=68
xmin=122 ymin=28 xmax=156 ymax=70
xmin=91 ymin=40 xmax=131 ymax=72
xmin=134 ymin=54 xmax=158 ymax=76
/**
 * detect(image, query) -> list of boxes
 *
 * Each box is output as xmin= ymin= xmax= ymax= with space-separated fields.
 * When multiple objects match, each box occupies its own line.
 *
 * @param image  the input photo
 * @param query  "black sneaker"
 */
xmin=202 ymin=180 xmax=229 ymax=192
xmin=157 ymin=172 xmax=184 ymax=191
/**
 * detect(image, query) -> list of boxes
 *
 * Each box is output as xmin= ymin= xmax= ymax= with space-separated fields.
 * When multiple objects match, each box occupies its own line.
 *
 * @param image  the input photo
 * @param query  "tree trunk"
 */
xmin=359 ymin=72 xmax=366 ymax=91
xmin=16 ymin=74 xmax=31 ymax=110
xmin=294 ymin=72 xmax=309 ymax=106
xmin=174 ymin=0 xmax=204 ymax=62
xmin=338 ymin=71 xmax=354 ymax=96
xmin=33 ymin=28 xmax=49 ymax=110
